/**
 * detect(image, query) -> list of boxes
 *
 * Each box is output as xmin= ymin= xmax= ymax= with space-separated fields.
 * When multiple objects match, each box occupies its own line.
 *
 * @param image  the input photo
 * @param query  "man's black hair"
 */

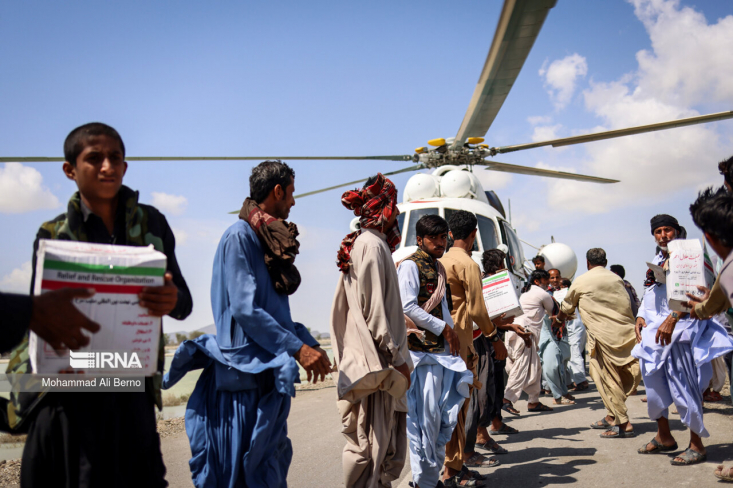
xmin=522 ymin=269 xmax=550 ymax=293
xmin=718 ymin=155 xmax=733 ymax=189
xmin=586 ymin=248 xmax=607 ymax=267
xmin=364 ymin=175 xmax=378 ymax=188
xmin=609 ymin=264 xmax=625 ymax=279
xmin=532 ymin=255 xmax=546 ymax=264
xmin=481 ymin=249 xmax=506 ymax=276
xmin=690 ymin=186 xmax=733 ymax=248
xmin=416 ymin=214 xmax=449 ymax=239
xmin=447 ymin=210 xmax=477 ymax=241
xmin=562 ymin=278 xmax=572 ymax=288
xmin=64 ymin=122 xmax=125 ymax=166
xmin=249 ymin=160 xmax=295 ymax=204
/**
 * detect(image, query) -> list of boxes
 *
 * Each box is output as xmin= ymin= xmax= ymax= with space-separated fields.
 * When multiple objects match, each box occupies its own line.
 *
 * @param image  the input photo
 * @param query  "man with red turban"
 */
xmin=331 ymin=174 xmax=412 ymax=488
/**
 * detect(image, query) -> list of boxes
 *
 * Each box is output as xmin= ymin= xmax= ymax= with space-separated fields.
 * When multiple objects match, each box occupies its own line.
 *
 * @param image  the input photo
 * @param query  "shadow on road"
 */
xmin=490 ymin=458 xmax=596 ymax=486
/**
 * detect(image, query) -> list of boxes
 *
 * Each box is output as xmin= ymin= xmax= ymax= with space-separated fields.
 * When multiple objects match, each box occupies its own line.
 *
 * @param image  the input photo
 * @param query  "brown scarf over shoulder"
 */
xmin=239 ymin=197 xmax=301 ymax=295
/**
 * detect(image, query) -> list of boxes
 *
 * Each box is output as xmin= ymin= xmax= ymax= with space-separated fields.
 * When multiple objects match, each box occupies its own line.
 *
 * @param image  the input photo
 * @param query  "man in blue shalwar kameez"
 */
xmin=163 ymin=161 xmax=331 ymax=488
xmin=397 ymin=215 xmax=472 ymax=488
xmin=632 ymin=214 xmax=733 ymax=466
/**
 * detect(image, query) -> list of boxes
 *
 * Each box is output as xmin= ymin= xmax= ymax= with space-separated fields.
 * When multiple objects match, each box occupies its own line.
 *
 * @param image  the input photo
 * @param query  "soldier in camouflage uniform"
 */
xmin=397 ymin=214 xmax=471 ymax=488
xmin=8 ymin=123 xmax=192 ymax=488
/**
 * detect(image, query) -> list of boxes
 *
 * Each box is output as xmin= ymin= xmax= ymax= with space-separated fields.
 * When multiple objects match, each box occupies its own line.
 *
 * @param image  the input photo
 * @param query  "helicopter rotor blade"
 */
xmin=452 ymin=0 xmax=557 ymax=149
xmin=0 ymin=155 xmax=414 ymax=163
xmin=477 ymin=160 xmax=619 ymax=183
xmin=492 ymin=110 xmax=733 ymax=155
xmin=228 ymin=164 xmax=425 ymax=213
xmin=294 ymin=164 xmax=425 ymax=198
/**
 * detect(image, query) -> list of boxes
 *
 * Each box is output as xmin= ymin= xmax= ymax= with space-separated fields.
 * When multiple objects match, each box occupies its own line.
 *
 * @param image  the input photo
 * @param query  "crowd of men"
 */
xmin=1 ymin=122 xmax=733 ymax=487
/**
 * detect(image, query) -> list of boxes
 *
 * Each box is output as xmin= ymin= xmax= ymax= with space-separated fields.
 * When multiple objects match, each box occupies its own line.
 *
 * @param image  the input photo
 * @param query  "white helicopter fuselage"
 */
xmin=350 ymin=166 xmax=530 ymax=294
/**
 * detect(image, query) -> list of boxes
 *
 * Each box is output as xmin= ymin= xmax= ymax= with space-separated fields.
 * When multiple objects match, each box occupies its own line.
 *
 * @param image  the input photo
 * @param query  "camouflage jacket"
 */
xmin=4 ymin=186 xmax=192 ymax=431
xmin=404 ymin=248 xmax=452 ymax=353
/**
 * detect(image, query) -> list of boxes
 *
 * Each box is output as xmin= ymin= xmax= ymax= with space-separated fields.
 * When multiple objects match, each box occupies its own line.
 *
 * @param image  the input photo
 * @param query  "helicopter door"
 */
xmin=498 ymin=220 xmax=527 ymax=293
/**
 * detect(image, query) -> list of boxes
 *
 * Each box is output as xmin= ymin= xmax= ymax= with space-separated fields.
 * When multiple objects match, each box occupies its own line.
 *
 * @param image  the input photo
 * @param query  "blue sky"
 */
xmin=1 ymin=0 xmax=732 ymax=334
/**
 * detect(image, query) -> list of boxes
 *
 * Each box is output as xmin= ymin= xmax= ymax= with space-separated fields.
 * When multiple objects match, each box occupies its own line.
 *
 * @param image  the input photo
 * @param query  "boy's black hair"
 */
xmin=690 ymin=186 xmax=733 ymax=248
xmin=481 ymin=249 xmax=506 ymax=276
xmin=562 ymin=278 xmax=572 ymax=288
xmin=586 ymin=248 xmax=607 ymax=267
xmin=609 ymin=264 xmax=625 ymax=279
xmin=522 ymin=269 xmax=550 ymax=293
xmin=532 ymin=255 xmax=545 ymax=264
xmin=64 ymin=122 xmax=126 ymax=166
xmin=416 ymin=214 xmax=449 ymax=238
xmin=249 ymin=160 xmax=295 ymax=204
xmin=718 ymin=155 xmax=733 ymax=188
xmin=447 ymin=210 xmax=477 ymax=241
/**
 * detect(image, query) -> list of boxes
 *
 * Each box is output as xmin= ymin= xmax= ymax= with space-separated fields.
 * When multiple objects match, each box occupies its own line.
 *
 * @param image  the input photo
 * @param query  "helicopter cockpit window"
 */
xmin=396 ymin=212 xmax=406 ymax=247
xmin=444 ymin=208 xmax=479 ymax=252
xmin=404 ymin=208 xmax=439 ymax=247
xmin=476 ymin=215 xmax=499 ymax=252
xmin=500 ymin=221 xmax=525 ymax=274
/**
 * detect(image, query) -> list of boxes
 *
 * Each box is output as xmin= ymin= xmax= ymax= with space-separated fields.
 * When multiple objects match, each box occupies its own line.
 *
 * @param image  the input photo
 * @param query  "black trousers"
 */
xmin=464 ymin=335 xmax=495 ymax=453
xmin=21 ymin=392 xmax=167 ymax=488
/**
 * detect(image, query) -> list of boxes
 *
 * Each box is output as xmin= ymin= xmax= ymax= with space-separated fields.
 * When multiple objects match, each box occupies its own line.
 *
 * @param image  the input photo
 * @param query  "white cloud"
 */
xmin=541 ymin=0 xmax=733 ymax=214
xmin=539 ymin=53 xmax=588 ymax=110
xmin=531 ymin=124 xmax=563 ymax=143
xmin=511 ymin=213 xmax=541 ymax=233
xmin=472 ymin=167 xmax=512 ymax=191
xmin=527 ymin=115 xmax=553 ymax=126
xmin=151 ymin=192 xmax=188 ymax=216
xmin=0 ymin=163 xmax=60 ymax=214
xmin=0 ymin=261 xmax=32 ymax=293
xmin=171 ymin=227 xmax=189 ymax=246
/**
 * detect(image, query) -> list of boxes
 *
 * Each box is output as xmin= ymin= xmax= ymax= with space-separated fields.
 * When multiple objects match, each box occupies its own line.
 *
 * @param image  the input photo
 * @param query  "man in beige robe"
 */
xmin=556 ymin=248 xmax=641 ymax=438
xmin=439 ymin=210 xmax=507 ymax=483
xmin=331 ymin=174 xmax=412 ymax=488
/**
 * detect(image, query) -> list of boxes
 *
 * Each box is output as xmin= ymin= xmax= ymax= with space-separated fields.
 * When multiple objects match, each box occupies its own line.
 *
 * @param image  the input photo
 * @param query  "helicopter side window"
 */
xmin=444 ymin=208 xmax=479 ymax=252
xmin=404 ymin=208 xmax=439 ymax=247
xmin=476 ymin=215 xmax=499 ymax=252
xmin=499 ymin=220 xmax=525 ymax=274
xmin=396 ymin=212 xmax=406 ymax=247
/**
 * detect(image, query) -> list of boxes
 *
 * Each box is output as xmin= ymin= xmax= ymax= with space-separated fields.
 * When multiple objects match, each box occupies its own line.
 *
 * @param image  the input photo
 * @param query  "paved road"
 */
xmin=162 ymin=382 xmax=733 ymax=487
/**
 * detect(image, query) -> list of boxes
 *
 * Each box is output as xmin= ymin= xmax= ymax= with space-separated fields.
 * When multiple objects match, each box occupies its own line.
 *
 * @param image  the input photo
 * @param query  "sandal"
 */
xmin=464 ymin=452 xmax=500 ymax=468
xmin=573 ymin=382 xmax=589 ymax=391
xmin=553 ymin=397 xmax=576 ymax=405
xmin=704 ymin=390 xmax=723 ymax=402
xmin=443 ymin=473 xmax=478 ymax=488
xmin=637 ymin=438 xmax=678 ymax=454
xmin=590 ymin=418 xmax=612 ymax=430
xmin=600 ymin=425 xmax=636 ymax=438
xmin=714 ymin=464 xmax=733 ymax=482
xmin=527 ymin=403 xmax=553 ymax=412
xmin=475 ymin=439 xmax=508 ymax=454
xmin=501 ymin=402 xmax=520 ymax=416
xmin=489 ymin=423 xmax=519 ymax=435
xmin=461 ymin=465 xmax=488 ymax=480
xmin=641 ymin=396 xmax=647 ymax=403
xmin=671 ymin=447 xmax=706 ymax=466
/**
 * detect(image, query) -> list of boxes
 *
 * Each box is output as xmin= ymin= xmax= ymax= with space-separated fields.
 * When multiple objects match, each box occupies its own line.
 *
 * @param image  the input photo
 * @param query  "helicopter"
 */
xmin=4 ymin=0 xmax=732 ymax=287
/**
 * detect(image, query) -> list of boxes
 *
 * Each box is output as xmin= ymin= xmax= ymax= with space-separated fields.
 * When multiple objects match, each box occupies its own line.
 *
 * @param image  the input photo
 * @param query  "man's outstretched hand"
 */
xmin=30 ymin=288 xmax=101 ymax=351
xmin=492 ymin=337 xmax=508 ymax=361
xmin=295 ymin=344 xmax=331 ymax=384
xmin=441 ymin=324 xmax=461 ymax=356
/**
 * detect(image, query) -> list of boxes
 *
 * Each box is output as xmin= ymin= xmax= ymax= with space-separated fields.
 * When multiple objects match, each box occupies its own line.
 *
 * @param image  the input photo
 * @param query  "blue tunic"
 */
xmin=163 ymin=220 xmax=318 ymax=488
xmin=632 ymin=252 xmax=733 ymax=436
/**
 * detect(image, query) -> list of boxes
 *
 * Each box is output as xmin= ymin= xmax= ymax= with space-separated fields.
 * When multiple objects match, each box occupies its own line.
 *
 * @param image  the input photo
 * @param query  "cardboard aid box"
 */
xmin=482 ymin=270 xmax=523 ymax=320
xmin=666 ymin=239 xmax=706 ymax=312
xmin=30 ymin=240 xmax=167 ymax=375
